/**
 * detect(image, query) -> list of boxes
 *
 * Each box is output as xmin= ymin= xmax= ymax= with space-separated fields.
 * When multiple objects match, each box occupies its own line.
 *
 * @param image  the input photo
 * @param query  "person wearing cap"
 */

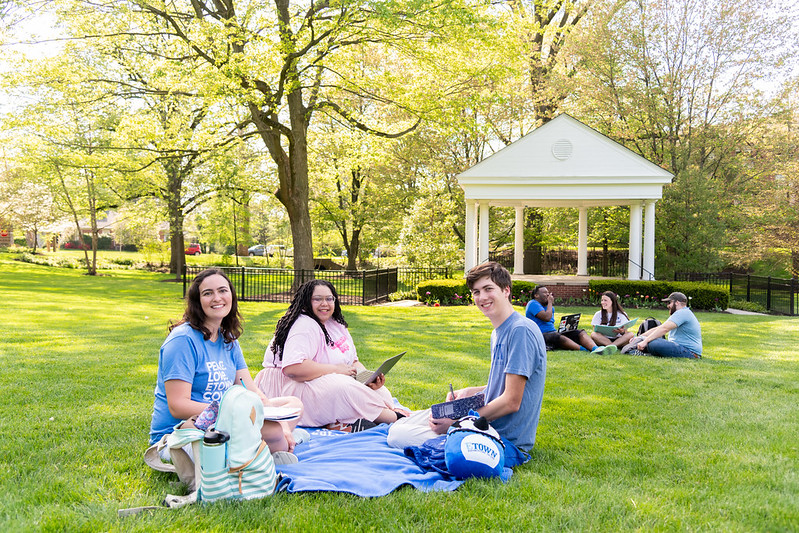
xmin=632 ymin=292 xmax=702 ymax=358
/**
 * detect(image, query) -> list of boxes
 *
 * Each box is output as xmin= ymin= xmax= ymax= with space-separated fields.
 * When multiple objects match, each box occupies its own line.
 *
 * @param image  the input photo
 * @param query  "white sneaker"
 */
xmin=272 ymin=451 xmax=298 ymax=465
xmin=292 ymin=428 xmax=310 ymax=445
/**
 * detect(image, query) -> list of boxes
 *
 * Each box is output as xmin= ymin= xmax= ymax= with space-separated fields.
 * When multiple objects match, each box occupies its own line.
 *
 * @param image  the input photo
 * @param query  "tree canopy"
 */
xmin=1 ymin=0 xmax=798 ymax=278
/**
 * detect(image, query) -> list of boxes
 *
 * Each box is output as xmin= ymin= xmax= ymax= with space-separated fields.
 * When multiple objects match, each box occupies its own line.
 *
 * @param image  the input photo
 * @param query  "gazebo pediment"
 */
xmin=457 ymin=114 xmax=673 ymax=206
xmin=457 ymin=114 xmax=673 ymax=280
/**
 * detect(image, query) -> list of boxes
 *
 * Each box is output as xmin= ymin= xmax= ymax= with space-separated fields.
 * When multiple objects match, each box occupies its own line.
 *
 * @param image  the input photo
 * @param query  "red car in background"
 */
xmin=185 ymin=243 xmax=201 ymax=255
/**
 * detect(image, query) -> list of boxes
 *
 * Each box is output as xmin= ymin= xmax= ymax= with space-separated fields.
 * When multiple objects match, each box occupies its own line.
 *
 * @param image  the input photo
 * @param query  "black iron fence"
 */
xmin=674 ymin=272 xmax=733 ymax=289
xmin=184 ymin=266 xmax=398 ymax=305
xmin=730 ymin=274 xmax=798 ymax=316
xmin=674 ymin=272 xmax=798 ymax=315
xmin=396 ymin=267 xmax=452 ymax=293
xmin=489 ymin=248 xmax=628 ymax=277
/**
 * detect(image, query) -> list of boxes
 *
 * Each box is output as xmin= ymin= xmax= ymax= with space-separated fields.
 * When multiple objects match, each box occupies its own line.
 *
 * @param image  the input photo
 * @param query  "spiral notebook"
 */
xmin=431 ymin=393 xmax=485 ymax=420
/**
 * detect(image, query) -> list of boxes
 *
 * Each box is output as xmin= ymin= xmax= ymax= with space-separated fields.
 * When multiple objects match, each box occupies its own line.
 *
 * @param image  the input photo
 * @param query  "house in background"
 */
xmin=0 ymin=218 xmax=12 ymax=247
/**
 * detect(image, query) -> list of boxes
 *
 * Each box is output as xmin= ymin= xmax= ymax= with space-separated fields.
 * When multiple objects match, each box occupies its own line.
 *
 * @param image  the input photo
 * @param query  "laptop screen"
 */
xmin=558 ymin=313 xmax=581 ymax=333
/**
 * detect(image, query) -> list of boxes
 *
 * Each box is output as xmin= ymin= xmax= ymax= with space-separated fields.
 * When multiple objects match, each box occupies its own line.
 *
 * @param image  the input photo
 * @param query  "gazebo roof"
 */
xmin=457 ymin=114 xmax=673 ymax=207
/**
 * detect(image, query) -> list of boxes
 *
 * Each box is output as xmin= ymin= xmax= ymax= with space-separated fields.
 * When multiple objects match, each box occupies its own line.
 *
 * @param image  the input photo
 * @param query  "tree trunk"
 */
xmin=346 ymin=228 xmax=360 ymax=271
xmin=84 ymin=170 xmax=98 ymax=276
xmin=165 ymin=160 xmax=185 ymax=280
xmin=236 ymin=194 xmax=251 ymax=257
xmin=55 ymin=164 xmax=94 ymax=276
xmin=285 ymin=189 xmax=314 ymax=281
xmin=89 ymin=212 xmax=99 ymax=276
xmin=169 ymin=204 xmax=185 ymax=281
xmin=249 ymin=101 xmax=314 ymax=279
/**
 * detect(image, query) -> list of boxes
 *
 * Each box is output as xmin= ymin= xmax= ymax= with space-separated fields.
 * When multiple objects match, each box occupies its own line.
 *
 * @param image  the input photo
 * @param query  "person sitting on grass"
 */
xmin=623 ymin=292 xmax=703 ymax=359
xmin=525 ymin=285 xmax=616 ymax=354
xmin=387 ymin=261 xmax=547 ymax=455
xmin=590 ymin=291 xmax=635 ymax=349
xmin=255 ymin=279 xmax=408 ymax=432
xmin=149 ymin=268 xmax=303 ymax=459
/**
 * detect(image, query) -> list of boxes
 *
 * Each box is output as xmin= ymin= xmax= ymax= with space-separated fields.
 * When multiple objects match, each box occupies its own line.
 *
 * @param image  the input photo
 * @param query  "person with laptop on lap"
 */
xmin=387 ymin=262 xmax=547 ymax=456
xmin=525 ymin=286 xmax=616 ymax=354
xmin=624 ymin=292 xmax=702 ymax=358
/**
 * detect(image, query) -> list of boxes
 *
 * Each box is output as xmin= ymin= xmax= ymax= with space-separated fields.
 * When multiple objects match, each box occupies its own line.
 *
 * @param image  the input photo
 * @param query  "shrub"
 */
xmin=728 ymin=298 xmax=767 ymax=313
xmin=62 ymin=240 xmax=90 ymax=250
xmin=417 ymin=279 xmax=539 ymax=307
xmin=18 ymin=252 xmax=83 ymax=269
xmin=389 ymin=290 xmax=418 ymax=302
xmin=417 ymin=279 xmax=471 ymax=306
xmin=217 ymin=254 xmax=235 ymax=266
xmin=511 ymin=280 xmax=537 ymax=306
xmin=588 ymin=280 xmax=729 ymax=311
xmin=97 ymin=236 xmax=115 ymax=250
xmin=141 ymin=241 xmax=169 ymax=266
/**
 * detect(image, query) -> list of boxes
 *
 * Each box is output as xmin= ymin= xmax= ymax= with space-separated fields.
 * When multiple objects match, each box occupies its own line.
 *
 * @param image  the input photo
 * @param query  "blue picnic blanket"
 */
xmin=275 ymin=425 xmax=464 ymax=496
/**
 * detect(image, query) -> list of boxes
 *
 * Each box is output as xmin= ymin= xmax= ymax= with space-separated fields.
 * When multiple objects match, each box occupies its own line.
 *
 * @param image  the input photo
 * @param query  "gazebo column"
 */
xmin=628 ymin=202 xmax=643 ymax=280
xmin=643 ymin=200 xmax=656 ymax=280
xmin=465 ymin=199 xmax=477 ymax=272
xmin=514 ymin=206 xmax=524 ymax=274
xmin=577 ymin=207 xmax=588 ymax=276
xmin=478 ymin=201 xmax=489 ymax=264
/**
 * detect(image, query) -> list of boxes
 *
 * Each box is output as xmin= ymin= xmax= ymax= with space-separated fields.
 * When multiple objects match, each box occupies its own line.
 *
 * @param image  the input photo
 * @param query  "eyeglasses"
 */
xmin=312 ymin=296 xmax=336 ymax=304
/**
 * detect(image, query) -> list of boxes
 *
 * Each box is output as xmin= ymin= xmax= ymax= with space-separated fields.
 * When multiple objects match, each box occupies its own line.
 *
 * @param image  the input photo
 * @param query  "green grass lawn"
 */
xmin=2 ymin=256 xmax=797 ymax=532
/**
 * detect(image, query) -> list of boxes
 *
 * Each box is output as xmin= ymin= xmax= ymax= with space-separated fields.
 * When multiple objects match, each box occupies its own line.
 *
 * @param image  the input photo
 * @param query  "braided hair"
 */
xmin=599 ymin=291 xmax=628 ymax=327
xmin=269 ymin=279 xmax=348 ymax=362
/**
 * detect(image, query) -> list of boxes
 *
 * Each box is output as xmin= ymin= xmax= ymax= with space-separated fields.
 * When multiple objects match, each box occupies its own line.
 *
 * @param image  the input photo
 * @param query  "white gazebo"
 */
xmin=457 ymin=114 xmax=674 ymax=280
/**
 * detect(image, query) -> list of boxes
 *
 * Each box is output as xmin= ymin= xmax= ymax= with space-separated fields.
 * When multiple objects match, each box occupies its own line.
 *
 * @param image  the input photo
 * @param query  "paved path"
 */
xmin=377 ymin=300 xmax=423 ymax=307
xmin=724 ymin=308 xmax=768 ymax=316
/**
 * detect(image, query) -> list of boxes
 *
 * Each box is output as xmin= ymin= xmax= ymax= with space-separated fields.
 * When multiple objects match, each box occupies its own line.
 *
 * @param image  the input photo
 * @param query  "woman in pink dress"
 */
xmin=254 ymin=280 xmax=406 ymax=428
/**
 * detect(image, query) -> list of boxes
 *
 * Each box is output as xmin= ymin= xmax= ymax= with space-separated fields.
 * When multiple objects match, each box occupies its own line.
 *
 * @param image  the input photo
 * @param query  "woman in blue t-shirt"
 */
xmin=149 ymin=268 xmax=302 ymax=453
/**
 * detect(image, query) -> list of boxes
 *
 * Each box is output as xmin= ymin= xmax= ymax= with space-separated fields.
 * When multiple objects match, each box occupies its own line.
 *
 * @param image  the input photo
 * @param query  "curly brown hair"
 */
xmin=169 ymin=268 xmax=243 ymax=343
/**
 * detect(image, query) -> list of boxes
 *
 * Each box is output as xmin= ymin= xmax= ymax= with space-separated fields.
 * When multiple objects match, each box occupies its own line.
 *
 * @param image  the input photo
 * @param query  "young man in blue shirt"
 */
xmin=387 ymin=262 xmax=547 ymax=452
xmin=525 ymin=285 xmax=615 ymax=353
xmin=631 ymin=292 xmax=702 ymax=358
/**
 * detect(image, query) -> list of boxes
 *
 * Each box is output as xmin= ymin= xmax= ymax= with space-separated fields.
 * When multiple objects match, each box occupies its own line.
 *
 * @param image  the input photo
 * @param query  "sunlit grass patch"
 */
xmin=1 ymin=259 xmax=798 ymax=531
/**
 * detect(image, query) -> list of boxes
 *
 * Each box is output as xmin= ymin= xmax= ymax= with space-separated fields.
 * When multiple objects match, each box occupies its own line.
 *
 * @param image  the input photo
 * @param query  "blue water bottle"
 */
xmin=201 ymin=428 xmax=230 ymax=472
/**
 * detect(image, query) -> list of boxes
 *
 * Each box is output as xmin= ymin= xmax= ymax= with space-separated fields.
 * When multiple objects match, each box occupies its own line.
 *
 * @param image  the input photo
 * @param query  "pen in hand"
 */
xmin=449 ymin=383 xmax=455 ymax=400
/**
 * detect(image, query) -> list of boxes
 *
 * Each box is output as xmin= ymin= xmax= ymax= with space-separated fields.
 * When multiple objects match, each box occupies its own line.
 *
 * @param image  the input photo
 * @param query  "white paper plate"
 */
xmin=263 ymin=406 xmax=301 ymax=421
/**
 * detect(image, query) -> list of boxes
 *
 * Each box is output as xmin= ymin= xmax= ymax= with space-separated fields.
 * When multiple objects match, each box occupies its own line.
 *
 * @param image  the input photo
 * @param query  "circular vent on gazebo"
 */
xmin=552 ymin=139 xmax=573 ymax=160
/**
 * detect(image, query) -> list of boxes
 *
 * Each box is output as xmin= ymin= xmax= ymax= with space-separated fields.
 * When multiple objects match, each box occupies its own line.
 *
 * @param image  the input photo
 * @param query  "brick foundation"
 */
xmin=540 ymin=283 xmax=590 ymax=300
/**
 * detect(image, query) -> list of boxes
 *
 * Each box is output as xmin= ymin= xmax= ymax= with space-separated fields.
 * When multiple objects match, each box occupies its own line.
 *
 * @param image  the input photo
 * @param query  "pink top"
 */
xmin=263 ymin=314 xmax=358 ymax=369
